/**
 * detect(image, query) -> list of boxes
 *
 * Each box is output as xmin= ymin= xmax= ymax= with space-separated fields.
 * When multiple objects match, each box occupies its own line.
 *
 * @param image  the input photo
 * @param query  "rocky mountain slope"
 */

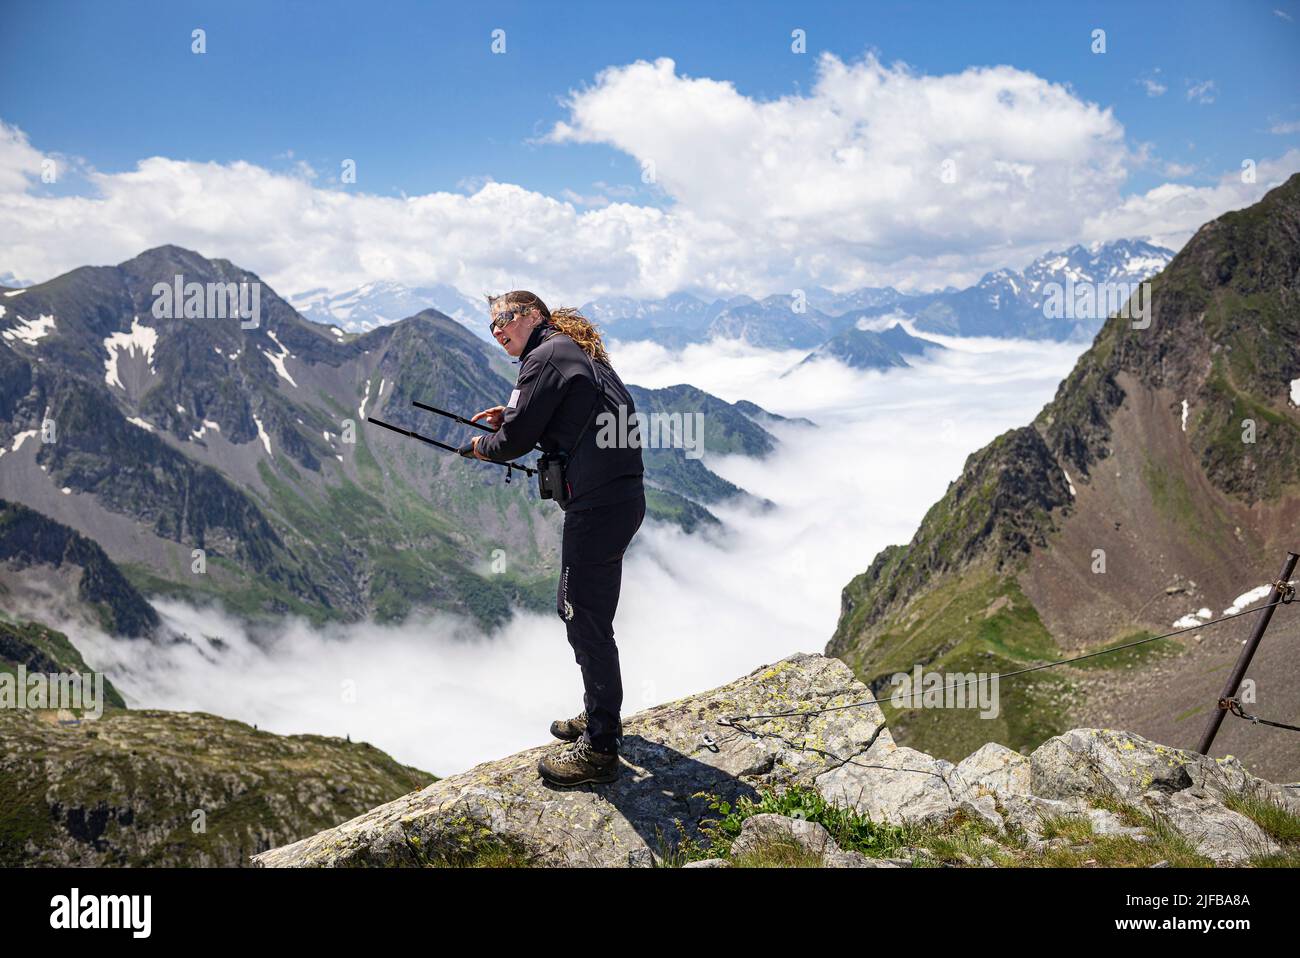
xmin=251 ymin=652 xmax=1300 ymax=868
xmin=0 ymin=498 xmax=159 ymax=638
xmin=828 ymin=175 xmax=1300 ymax=772
xmin=788 ymin=322 xmax=945 ymax=374
xmin=0 ymin=246 xmax=778 ymax=631
xmin=0 ymin=688 xmax=433 ymax=867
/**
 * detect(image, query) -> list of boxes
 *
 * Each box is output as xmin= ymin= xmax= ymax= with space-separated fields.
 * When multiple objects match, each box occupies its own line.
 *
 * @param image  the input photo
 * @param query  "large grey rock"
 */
xmin=1000 ymin=794 xmax=1089 ymax=837
xmin=1140 ymin=788 xmax=1281 ymax=864
xmin=957 ymin=794 xmax=1006 ymax=833
xmin=1031 ymin=729 xmax=1195 ymax=801
xmin=1030 ymin=728 xmax=1299 ymax=812
xmin=730 ymin=813 xmax=836 ymax=861
xmin=253 ymin=653 xmax=894 ymax=867
xmin=953 ymin=742 xmax=1031 ymax=802
xmin=814 ymin=742 xmax=961 ymax=826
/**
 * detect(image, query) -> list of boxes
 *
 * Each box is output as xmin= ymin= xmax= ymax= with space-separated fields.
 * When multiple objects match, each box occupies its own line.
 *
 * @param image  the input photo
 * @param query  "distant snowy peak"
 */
xmin=292 ymin=282 xmax=490 ymax=339
xmin=961 ymin=240 xmax=1174 ymax=318
xmin=581 ymin=291 xmax=714 ymax=323
xmin=1019 ymin=239 xmax=1175 ymax=292
xmin=282 ymin=238 xmax=1173 ymax=350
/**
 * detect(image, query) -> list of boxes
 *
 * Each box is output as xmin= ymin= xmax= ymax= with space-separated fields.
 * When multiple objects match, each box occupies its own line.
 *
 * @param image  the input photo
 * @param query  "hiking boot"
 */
xmin=550 ymin=709 xmax=588 ymax=742
xmin=537 ymin=739 xmax=620 ymax=786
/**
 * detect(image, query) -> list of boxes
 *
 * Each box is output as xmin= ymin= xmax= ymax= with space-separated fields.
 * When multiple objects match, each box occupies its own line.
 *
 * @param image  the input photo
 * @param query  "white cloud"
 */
xmin=548 ymin=55 xmax=1131 ymax=273
xmin=1186 ymin=79 xmax=1218 ymax=104
xmin=0 ymin=119 xmax=46 ymax=193
xmin=1080 ymin=149 xmax=1300 ymax=249
xmin=1270 ymin=120 xmax=1300 ymax=134
xmin=1138 ymin=69 xmax=1167 ymax=97
xmin=0 ymin=53 xmax=1297 ymax=300
xmin=1275 ymin=9 xmax=1294 ymax=22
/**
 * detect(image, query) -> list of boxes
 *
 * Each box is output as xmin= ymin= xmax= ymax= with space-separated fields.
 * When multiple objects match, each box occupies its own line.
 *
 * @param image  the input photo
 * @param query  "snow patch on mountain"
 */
xmin=260 ymin=328 xmax=298 ymax=388
xmin=358 ymin=379 xmax=372 ymax=420
xmin=253 ymin=416 xmax=273 ymax=456
xmin=1 ymin=313 xmax=56 ymax=345
xmin=1224 ymin=585 xmax=1273 ymax=616
xmin=103 ymin=316 xmax=158 ymax=389
xmin=4 ymin=429 xmax=37 ymax=456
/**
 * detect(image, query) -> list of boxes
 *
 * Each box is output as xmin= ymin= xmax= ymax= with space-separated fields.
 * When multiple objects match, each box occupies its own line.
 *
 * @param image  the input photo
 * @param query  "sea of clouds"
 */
xmin=66 ymin=331 xmax=1086 ymax=776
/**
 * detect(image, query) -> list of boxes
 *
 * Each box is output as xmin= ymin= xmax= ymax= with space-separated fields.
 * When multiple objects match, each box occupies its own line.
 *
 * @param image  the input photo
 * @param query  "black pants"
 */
xmin=556 ymin=492 xmax=645 ymax=753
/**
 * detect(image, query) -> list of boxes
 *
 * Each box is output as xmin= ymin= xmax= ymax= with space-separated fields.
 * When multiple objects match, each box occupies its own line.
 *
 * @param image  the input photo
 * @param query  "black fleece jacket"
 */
xmin=476 ymin=320 xmax=644 ymax=511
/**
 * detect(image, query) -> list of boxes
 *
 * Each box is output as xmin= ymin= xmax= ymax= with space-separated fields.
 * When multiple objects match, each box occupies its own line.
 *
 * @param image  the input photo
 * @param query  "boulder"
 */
xmin=953 ymin=742 xmax=1031 ymax=802
xmin=1140 ymin=788 xmax=1281 ymax=864
xmin=814 ymin=742 xmax=961 ymax=826
xmin=1031 ymin=729 xmax=1195 ymax=801
xmin=957 ymin=794 xmax=1006 ymax=833
xmin=1030 ymin=728 xmax=1300 ymax=812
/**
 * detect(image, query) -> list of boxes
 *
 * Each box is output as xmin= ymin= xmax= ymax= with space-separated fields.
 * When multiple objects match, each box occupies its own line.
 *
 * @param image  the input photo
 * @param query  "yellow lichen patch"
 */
xmin=756 ymin=661 xmax=796 ymax=682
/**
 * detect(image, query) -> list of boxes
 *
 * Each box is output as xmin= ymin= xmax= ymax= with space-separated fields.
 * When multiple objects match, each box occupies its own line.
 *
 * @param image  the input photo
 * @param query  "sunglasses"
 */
xmin=488 ymin=307 xmax=534 ymax=333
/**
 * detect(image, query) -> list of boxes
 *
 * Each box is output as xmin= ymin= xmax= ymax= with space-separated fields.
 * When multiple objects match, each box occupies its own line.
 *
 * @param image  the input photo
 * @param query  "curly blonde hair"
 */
xmin=486 ymin=289 xmax=610 ymax=366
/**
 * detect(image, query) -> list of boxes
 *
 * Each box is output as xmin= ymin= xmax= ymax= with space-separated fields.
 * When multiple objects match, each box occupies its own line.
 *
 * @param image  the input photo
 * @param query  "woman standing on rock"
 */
xmin=467 ymin=290 xmax=645 ymax=786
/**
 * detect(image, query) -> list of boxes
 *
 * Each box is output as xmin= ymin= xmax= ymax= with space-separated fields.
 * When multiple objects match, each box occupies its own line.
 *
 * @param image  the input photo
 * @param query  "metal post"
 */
xmin=1195 ymin=550 xmax=1299 ymax=755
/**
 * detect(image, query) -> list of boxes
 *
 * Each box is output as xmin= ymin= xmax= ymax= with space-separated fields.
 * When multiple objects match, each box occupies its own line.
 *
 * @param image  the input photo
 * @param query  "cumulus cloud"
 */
xmin=1080 ymin=149 xmax=1300 ymax=249
xmin=548 ymin=54 xmax=1131 ymax=275
xmin=0 ymin=53 xmax=1297 ymax=300
xmin=0 ymin=119 xmax=46 ymax=193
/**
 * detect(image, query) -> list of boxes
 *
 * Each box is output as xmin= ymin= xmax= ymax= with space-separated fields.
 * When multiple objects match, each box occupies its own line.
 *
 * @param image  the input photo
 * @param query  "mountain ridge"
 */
xmin=826 ymin=173 xmax=1300 ymax=772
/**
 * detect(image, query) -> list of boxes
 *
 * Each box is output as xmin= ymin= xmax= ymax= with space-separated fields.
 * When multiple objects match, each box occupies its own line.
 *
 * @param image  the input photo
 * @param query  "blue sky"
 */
xmin=6 ymin=0 xmax=1296 ymax=200
xmin=1 ymin=0 xmax=1298 ymax=298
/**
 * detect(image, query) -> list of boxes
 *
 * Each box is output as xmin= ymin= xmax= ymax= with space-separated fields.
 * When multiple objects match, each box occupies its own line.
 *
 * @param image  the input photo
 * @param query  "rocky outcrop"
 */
xmin=254 ymin=653 xmax=893 ymax=867
xmin=1 ymin=706 xmax=433 ymax=866
xmin=252 ymin=654 xmax=1299 ymax=868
